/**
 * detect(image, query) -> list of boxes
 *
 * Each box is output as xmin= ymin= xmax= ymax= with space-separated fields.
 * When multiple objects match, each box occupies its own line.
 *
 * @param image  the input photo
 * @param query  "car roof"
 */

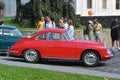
xmin=37 ymin=29 xmax=66 ymax=34
xmin=0 ymin=26 xmax=17 ymax=30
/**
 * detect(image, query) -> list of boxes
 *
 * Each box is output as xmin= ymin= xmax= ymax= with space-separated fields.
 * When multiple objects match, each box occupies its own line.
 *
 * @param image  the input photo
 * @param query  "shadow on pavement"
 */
xmin=1 ymin=56 xmax=106 ymax=67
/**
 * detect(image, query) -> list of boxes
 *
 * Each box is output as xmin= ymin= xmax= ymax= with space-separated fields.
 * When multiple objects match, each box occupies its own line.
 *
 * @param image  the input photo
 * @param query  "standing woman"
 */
xmin=37 ymin=16 xmax=45 ymax=30
xmin=67 ymin=20 xmax=74 ymax=36
xmin=94 ymin=19 xmax=102 ymax=42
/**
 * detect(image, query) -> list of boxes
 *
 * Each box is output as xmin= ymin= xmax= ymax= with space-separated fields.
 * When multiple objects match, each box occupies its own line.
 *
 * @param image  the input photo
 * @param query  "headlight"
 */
xmin=10 ymin=45 xmax=14 ymax=49
xmin=104 ymin=43 xmax=109 ymax=49
xmin=107 ymin=49 xmax=112 ymax=54
xmin=104 ymin=43 xmax=111 ymax=54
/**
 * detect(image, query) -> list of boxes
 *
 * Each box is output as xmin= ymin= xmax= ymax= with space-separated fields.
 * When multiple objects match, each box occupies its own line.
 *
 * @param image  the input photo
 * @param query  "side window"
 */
xmin=3 ymin=29 xmax=17 ymax=36
xmin=48 ymin=32 xmax=66 ymax=41
xmin=87 ymin=0 xmax=92 ymax=9
xmin=35 ymin=33 xmax=47 ymax=40
xmin=3 ymin=29 xmax=12 ymax=36
xmin=0 ymin=29 xmax=2 ymax=35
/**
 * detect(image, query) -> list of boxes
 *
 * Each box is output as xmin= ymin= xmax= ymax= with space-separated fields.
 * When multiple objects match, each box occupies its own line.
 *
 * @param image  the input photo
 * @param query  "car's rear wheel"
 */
xmin=82 ymin=51 xmax=100 ymax=67
xmin=23 ymin=49 xmax=40 ymax=63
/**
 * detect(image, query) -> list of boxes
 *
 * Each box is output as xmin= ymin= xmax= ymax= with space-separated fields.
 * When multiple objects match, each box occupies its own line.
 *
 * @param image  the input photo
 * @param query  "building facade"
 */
xmin=75 ymin=0 xmax=120 ymax=16
xmin=0 ymin=0 xmax=16 ymax=17
xmin=1 ymin=0 xmax=120 ymax=17
xmin=0 ymin=0 xmax=30 ymax=17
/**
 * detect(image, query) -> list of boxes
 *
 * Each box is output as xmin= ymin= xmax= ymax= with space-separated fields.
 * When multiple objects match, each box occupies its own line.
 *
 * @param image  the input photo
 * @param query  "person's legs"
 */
xmin=89 ymin=31 xmax=93 ymax=40
xmin=94 ymin=33 xmax=97 ymax=41
xmin=111 ymin=35 xmax=115 ymax=50
xmin=115 ymin=33 xmax=120 ymax=50
xmin=83 ymin=34 xmax=88 ymax=40
xmin=96 ymin=33 xmax=101 ymax=42
xmin=116 ymin=40 xmax=119 ymax=48
xmin=119 ymin=33 xmax=120 ymax=48
xmin=98 ymin=34 xmax=101 ymax=42
xmin=112 ymin=40 xmax=115 ymax=47
xmin=119 ymin=37 xmax=120 ymax=49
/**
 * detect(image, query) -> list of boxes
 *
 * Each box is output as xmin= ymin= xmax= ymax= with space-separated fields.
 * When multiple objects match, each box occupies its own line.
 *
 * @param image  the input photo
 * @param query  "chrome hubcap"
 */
xmin=85 ymin=52 xmax=97 ymax=65
xmin=25 ymin=49 xmax=37 ymax=61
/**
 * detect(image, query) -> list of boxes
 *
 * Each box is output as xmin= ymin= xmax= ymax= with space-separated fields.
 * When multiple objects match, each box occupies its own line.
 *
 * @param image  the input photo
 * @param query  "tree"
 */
xmin=14 ymin=0 xmax=21 ymax=22
xmin=0 ymin=1 xmax=5 ymax=17
xmin=0 ymin=1 xmax=4 ymax=9
xmin=14 ymin=0 xmax=77 ymax=27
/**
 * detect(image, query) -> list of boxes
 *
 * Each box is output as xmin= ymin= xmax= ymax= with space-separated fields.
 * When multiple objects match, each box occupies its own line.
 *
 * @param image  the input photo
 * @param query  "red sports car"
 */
xmin=8 ymin=29 xmax=113 ymax=67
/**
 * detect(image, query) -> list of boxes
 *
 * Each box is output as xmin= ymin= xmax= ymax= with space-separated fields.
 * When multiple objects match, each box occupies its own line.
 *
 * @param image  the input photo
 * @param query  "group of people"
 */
xmin=1 ymin=16 xmax=119 ymax=50
xmin=83 ymin=18 xmax=120 ymax=50
xmin=83 ymin=19 xmax=102 ymax=42
xmin=37 ymin=16 xmax=74 ymax=36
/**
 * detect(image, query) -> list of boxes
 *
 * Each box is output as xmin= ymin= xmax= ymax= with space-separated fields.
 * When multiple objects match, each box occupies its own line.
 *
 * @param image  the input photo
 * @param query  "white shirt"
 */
xmin=64 ymin=22 xmax=68 ymax=30
xmin=43 ymin=21 xmax=56 ymax=29
xmin=67 ymin=25 xmax=74 ymax=36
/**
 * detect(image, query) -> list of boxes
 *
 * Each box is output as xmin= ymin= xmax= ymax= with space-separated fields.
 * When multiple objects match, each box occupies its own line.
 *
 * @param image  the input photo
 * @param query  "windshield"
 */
xmin=26 ymin=31 xmax=37 ymax=38
xmin=65 ymin=31 xmax=75 ymax=40
xmin=14 ymin=29 xmax=23 ymax=36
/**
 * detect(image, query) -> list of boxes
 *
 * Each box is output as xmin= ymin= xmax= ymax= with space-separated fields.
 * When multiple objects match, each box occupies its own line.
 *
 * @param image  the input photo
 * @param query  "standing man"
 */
xmin=37 ymin=16 xmax=45 ymax=30
xmin=94 ymin=19 xmax=102 ymax=42
xmin=63 ymin=18 xmax=68 ymax=30
xmin=43 ymin=16 xmax=56 ymax=29
xmin=110 ymin=18 xmax=120 ymax=50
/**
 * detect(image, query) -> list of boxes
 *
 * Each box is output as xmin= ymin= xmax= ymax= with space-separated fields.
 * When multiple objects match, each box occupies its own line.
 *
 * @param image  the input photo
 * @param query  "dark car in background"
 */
xmin=0 ymin=26 xmax=24 ymax=55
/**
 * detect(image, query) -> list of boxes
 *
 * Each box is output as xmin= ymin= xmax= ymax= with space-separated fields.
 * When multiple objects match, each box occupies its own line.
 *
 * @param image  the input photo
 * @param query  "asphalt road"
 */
xmin=0 ymin=51 xmax=120 ymax=79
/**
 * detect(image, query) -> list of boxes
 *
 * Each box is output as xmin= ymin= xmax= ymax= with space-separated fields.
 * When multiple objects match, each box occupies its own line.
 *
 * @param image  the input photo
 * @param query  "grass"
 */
xmin=0 ymin=64 xmax=119 ymax=80
xmin=2 ymin=18 xmax=36 ymax=31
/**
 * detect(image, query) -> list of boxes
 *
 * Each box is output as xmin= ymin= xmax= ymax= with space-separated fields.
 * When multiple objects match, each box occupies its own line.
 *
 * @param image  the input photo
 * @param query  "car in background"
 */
xmin=8 ymin=29 xmax=113 ymax=67
xmin=0 ymin=26 xmax=24 ymax=55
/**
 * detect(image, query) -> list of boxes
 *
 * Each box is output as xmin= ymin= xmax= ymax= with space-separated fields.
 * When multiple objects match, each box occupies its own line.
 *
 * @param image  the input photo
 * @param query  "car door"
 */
xmin=45 ymin=32 xmax=76 ymax=59
xmin=0 ymin=29 xmax=22 ymax=50
xmin=0 ymin=29 xmax=3 ymax=49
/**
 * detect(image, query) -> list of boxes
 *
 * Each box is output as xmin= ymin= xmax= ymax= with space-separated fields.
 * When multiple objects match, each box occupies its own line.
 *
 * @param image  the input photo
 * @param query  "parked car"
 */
xmin=0 ymin=26 xmax=24 ymax=55
xmin=8 ymin=29 xmax=113 ymax=67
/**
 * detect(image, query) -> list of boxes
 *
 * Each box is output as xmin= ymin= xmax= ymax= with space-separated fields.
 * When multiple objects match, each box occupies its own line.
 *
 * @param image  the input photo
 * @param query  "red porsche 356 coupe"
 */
xmin=8 ymin=29 xmax=113 ymax=67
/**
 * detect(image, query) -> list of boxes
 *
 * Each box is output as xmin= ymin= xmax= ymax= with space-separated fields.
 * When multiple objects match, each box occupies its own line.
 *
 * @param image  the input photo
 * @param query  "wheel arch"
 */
xmin=22 ymin=48 xmax=41 ymax=57
xmin=80 ymin=49 xmax=101 ymax=61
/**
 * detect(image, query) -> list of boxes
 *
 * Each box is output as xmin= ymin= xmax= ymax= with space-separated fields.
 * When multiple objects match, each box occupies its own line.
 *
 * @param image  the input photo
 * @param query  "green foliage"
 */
xmin=14 ymin=0 xmax=77 ymax=28
xmin=0 ymin=1 xmax=5 ymax=9
xmin=3 ymin=18 xmax=36 ymax=30
xmin=0 ymin=64 xmax=119 ymax=80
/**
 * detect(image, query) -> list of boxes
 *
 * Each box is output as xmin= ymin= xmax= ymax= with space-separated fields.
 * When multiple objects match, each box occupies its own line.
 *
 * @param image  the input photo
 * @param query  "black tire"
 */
xmin=23 ymin=49 xmax=40 ymax=63
xmin=82 ymin=51 xmax=100 ymax=67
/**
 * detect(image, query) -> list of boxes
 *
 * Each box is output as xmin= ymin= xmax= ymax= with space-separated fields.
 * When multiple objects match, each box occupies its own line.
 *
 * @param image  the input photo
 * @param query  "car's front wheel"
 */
xmin=82 ymin=51 xmax=100 ymax=67
xmin=23 ymin=49 xmax=40 ymax=63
